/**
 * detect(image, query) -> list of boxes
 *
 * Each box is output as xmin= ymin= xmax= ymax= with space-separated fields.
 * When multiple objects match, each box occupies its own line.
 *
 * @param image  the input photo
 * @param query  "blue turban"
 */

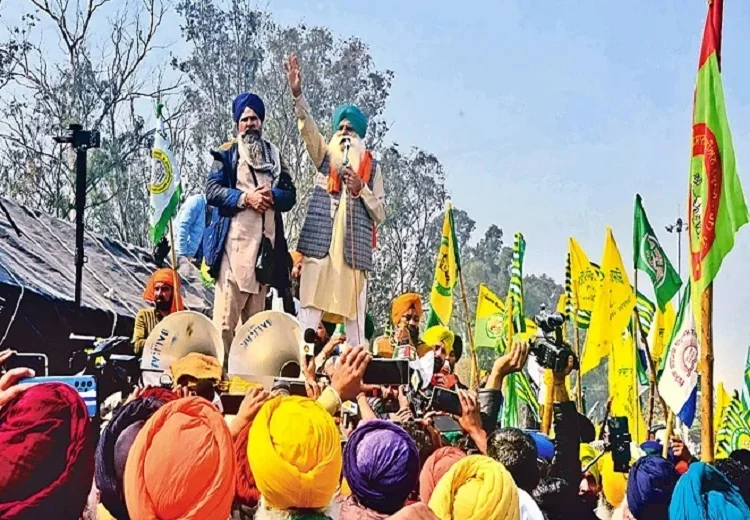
xmin=332 ymin=104 xmax=367 ymax=138
xmin=669 ymin=461 xmax=750 ymax=520
xmin=526 ymin=430 xmax=555 ymax=463
xmin=343 ymin=419 xmax=420 ymax=514
xmin=627 ymin=455 xmax=677 ymax=520
xmin=95 ymin=397 xmax=166 ymax=520
xmin=232 ymin=92 xmax=265 ymax=123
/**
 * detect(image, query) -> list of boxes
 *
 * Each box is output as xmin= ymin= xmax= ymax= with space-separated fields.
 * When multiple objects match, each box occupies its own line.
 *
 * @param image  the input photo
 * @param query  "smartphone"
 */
xmin=220 ymin=394 xmax=243 ymax=415
xmin=22 ymin=376 xmax=97 ymax=418
xmin=433 ymin=414 xmax=462 ymax=433
xmin=363 ymin=359 xmax=409 ymax=385
xmin=430 ymin=387 xmax=462 ymax=416
xmin=4 ymin=353 xmax=48 ymax=376
xmin=272 ymin=378 xmax=308 ymax=397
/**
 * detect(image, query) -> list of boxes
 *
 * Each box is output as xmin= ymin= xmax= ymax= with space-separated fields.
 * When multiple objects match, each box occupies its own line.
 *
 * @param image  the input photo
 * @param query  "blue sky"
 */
xmin=4 ymin=0 xmax=750 ymax=389
xmin=270 ymin=0 xmax=750 ymax=389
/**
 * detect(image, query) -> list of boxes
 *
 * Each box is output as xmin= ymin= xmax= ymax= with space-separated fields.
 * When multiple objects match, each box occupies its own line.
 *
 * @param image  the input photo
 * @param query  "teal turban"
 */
xmin=332 ymin=104 xmax=367 ymax=138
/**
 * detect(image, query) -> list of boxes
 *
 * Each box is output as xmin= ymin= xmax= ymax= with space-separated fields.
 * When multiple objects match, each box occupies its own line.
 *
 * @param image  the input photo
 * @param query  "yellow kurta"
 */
xmin=299 ymin=194 xmax=366 ymax=320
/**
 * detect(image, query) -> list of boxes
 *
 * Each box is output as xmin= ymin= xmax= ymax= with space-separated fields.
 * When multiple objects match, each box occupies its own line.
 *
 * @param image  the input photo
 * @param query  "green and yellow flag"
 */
xmin=474 ymin=284 xmax=536 ymax=349
xmin=689 ymin=0 xmax=748 ymax=306
xmin=568 ymin=238 xmax=602 ymax=329
xmin=581 ymin=227 xmax=635 ymax=375
xmin=427 ymin=204 xmax=461 ymax=327
xmin=633 ymin=194 xmax=682 ymax=311
xmin=716 ymin=390 xmax=750 ymax=459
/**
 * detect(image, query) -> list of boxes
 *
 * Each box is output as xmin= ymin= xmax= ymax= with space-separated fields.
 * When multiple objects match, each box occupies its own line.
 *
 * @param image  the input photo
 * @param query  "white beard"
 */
xmin=254 ymin=497 xmax=340 ymax=520
xmin=327 ymin=133 xmax=365 ymax=172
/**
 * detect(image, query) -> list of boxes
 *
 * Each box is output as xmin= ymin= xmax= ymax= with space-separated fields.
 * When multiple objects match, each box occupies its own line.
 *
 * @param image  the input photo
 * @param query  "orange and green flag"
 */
xmin=689 ymin=0 xmax=748 ymax=301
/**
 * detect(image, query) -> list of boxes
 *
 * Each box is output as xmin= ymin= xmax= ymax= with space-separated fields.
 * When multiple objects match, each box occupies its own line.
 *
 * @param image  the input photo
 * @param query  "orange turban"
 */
xmin=169 ymin=353 xmax=222 ymax=385
xmin=391 ymin=293 xmax=422 ymax=326
xmin=124 ymin=397 xmax=236 ymax=520
xmin=248 ymin=396 xmax=342 ymax=511
xmin=419 ymin=446 xmax=467 ymax=503
xmin=142 ymin=268 xmax=184 ymax=315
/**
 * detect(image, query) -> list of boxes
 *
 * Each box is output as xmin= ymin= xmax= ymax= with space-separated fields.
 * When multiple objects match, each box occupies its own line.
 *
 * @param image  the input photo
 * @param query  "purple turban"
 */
xmin=343 ymin=419 xmax=420 ymax=514
xmin=232 ymin=92 xmax=265 ymax=123
xmin=626 ymin=455 xmax=677 ymax=520
xmin=95 ymin=396 xmax=166 ymax=520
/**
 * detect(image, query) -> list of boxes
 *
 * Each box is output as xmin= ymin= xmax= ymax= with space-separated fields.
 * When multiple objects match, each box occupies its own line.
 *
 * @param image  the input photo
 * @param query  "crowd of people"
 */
xmin=3 ymin=48 xmax=750 ymax=520
xmin=4 ymin=291 xmax=750 ymax=520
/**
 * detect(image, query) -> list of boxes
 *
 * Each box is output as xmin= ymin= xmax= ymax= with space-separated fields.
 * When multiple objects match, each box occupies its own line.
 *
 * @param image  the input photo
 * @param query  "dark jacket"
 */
xmin=550 ymin=401 xmax=581 ymax=490
xmin=478 ymin=389 xmax=503 ymax=434
xmin=202 ymin=142 xmax=296 ymax=292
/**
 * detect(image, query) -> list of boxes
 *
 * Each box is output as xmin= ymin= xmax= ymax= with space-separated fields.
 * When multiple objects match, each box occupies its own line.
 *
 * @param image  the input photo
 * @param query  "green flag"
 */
xmin=633 ymin=194 xmax=682 ymax=311
xmin=689 ymin=0 xmax=748 ymax=298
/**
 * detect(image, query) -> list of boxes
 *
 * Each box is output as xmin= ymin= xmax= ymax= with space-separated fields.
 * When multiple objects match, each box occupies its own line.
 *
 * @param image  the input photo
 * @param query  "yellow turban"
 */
xmin=600 ymin=451 xmax=627 ymax=508
xmin=170 ymin=353 xmax=222 ymax=384
xmin=248 ymin=396 xmax=342 ymax=510
xmin=580 ymin=443 xmax=602 ymax=487
xmin=428 ymin=455 xmax=519 ymax=520
xmin=423 ymin=326 xmax=455 ymax=355
xmin=391 ymin=293 xmax=423 ymax=326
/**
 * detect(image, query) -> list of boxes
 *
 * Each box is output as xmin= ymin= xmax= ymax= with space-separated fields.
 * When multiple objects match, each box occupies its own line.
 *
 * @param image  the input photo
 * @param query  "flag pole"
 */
xmin=663 ymin=411 xmax=675 ymax=458
xmin=541 ymin=369 xmax=554 ymax=434
xmin=700 ymin=283 xmax=715 ymax=463
xmin=457 ymin=271 xmax=481 ymax=390
xmin=573 ymin=300 xmax=583 ymax=412
xmin=168 ymin=218 xmax=183 ymax=310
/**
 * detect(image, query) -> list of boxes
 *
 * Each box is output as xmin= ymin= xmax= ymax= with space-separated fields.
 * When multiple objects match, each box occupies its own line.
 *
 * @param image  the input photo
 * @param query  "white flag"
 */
xmin=148 ymin=103 xmax=181 ymax=244
xmin=657 ymin=284 xmax=698 ymax=427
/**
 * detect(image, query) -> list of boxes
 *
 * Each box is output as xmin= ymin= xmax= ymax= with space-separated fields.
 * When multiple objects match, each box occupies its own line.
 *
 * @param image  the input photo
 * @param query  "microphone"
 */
xmin=341 ymin=136 xmax=351 ymax=168
xmin=303 ymin=328 xmax=317 ymax=358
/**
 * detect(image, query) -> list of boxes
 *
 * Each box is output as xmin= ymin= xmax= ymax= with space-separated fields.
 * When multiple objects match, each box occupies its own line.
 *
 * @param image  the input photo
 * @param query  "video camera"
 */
xmin=53 ymin=124 xmax=101 ymax=150
xmin=529 ymin=305 xmax=579 ymax=373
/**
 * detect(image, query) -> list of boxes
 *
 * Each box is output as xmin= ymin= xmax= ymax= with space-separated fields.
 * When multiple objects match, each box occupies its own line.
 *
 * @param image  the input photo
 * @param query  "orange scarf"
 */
xmin=327 ymin=151 xmax=377 ymax=247
xmin=327 ymin=150 xmax=373 ymax=195
xmin=142 ymin=268 xmax=185 ymax=315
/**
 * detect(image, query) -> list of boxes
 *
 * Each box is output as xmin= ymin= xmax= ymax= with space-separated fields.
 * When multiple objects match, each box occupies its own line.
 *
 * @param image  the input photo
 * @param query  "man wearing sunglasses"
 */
xmin=285 ymin=53 xmax=386 ymax=347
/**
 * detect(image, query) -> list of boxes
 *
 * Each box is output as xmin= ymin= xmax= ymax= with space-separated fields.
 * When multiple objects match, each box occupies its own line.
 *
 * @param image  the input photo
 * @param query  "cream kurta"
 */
xmin=294 ymin=94 xmax=385 ymax=321
xmin=222 ymin=159 xmax=275 ymax=294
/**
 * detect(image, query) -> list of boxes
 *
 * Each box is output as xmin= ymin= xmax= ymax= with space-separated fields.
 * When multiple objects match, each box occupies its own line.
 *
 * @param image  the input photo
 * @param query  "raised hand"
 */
xmin=284 ymin=53 xmax=302 ymax=98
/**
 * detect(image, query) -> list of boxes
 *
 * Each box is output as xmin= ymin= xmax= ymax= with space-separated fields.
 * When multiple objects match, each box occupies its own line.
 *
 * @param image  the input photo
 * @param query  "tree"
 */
xmin=0 ymin=0 xmax=178 ymax=245
xmin=368 ymin=146 xmax=448 ymax=325
xmin=172 ymin=3 xmax=394 ymax=241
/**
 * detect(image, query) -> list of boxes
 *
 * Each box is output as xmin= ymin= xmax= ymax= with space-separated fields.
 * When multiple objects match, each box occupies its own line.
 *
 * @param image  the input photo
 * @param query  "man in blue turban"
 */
xmin=203 ymin=91 xmax=297 ymax=358
xmin=284 ymin=53 xmax=385 ymax=346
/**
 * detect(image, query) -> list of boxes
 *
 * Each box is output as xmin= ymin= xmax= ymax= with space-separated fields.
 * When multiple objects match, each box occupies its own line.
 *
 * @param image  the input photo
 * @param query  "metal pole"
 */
xmin=74 ymin=147 xmax=87 ymax=309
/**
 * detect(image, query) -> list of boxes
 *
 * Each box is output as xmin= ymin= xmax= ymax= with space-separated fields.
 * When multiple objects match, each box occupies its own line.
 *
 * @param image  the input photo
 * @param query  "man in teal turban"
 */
xmin=284 ymin=53 xmax=385 ymax=348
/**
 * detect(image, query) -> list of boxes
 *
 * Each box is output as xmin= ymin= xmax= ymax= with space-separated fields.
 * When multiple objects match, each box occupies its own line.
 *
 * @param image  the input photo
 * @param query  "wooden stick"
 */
xmin=168 ymin=219 xmax=183 ymax=310
xmin=457 ymin=270 xmax=481 ymax=390
xmin=599 ymin=397 xmax=614 ymax=440
xmin=700 ymin=283 xmax=715 ymax=464
xmin=574 ymin=312 xmax=583 ymax=412
xmin=663 ymin=411 xmax=674 ymax=459
xmin=542 ymin=369 xmax=554 ymax=434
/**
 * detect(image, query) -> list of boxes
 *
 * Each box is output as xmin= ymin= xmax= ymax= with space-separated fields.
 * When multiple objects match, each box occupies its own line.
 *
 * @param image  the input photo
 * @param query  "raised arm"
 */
xmin=285 ymin=53 xmax=329 ymax=170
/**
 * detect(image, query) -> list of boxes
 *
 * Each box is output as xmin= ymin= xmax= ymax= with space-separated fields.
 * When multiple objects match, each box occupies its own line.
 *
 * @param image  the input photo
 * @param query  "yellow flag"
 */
xmin=474 ymin=284 xmax=536 ymax=348
xmin=714 ymin=382 xmax=730 ymax=439
xmin=427 ymin=204 xmax=460 ymax=327
xmin=609 ymin=329 xmax=647 ymax=443
xmin=568 ymin=237 xmax=602 ymax=313
xmin=581 ymin=227 xmax=636 ymax=375
xmin=651 ymin=301 xmax=676 ymax=368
